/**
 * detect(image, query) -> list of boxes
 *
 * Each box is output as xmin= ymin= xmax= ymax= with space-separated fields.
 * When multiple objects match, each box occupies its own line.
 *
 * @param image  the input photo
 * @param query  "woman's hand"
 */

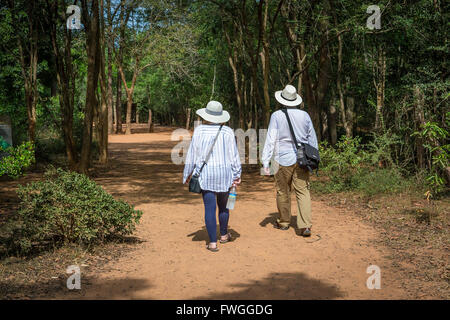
xmin=232 ymin=178 xmax=241 ymax=187
xmin=263 ymin=167 xmax=271 ymax=175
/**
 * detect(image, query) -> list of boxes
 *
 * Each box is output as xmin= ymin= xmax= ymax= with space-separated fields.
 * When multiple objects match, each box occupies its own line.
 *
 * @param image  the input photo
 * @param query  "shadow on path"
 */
xmin=194 ymin=272 xmax=344 ymax=299
xmin=1 ymin=277 xmax=153 ymax=300
xmin=187 ymin=226 xmax=241 ymax=244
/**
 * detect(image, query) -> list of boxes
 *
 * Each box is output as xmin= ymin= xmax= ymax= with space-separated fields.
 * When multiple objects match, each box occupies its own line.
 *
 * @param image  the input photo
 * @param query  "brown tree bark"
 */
xmin=106 ymin=0 xmax=114 ymax=135
xmin=115 ymin=3 xmax=126 ymax=134
xmin=260 ymin=1 xmax=271 ymax=127
xmin=374 ymin=46 xmax=386 ymax=131
xmin=9 ymin=0 xmax=39 ymax=143
xmin=328 ymin=97 xmax=337 ymax=145
xmin=79 ymin=0 xmax=101 ymax=174
xmin=259 ymin=0 xmax=284 ymax=127
xmin=116 ymin=70 xmax=123 ymax=134
xmin=96 ymin=0 xmax=109 ymax=165
xmin=414 ymin=85 xmax=426 ymax=169
xmin=118 ymin=59 xmax=138 ymax=135
xmin=148 ymin=109 xmax=154 ymax=133
xmin=186 ymin=108 xmax=191 ymax=130
xmin=345 ymin=97 xmax=354 ymax=138
xmin=45 ymin=0 xmax=78 ymax=168
xmin=224 ymin=30 xmax=244 ymax=129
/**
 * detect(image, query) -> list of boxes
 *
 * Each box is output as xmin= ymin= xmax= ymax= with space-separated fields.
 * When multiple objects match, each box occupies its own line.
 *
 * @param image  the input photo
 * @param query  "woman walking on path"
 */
xmin=183 ymin=101 xmax=242 ymax=252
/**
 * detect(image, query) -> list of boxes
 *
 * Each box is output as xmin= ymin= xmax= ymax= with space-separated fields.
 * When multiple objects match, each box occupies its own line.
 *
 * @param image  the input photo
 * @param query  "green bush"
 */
xmin=352 ymin=168 xmax=411 ymax=196
xmin=317 ymin=134 xmax=412 ymax=195
xmin=35 ymin=135 xmax=66 ymax=162
xmin=0 ymin=141 xmax=35 ymax=179
xmin=412 ymin=118 xmax=450 ymax=196
xmin=1 ymin=167 xmax=142 ymax=255
xmin=319 ymin=136 xmax=367 ymax=191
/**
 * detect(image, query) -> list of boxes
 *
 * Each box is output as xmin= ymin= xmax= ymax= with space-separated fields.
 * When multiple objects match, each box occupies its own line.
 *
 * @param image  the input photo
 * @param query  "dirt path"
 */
xmin=59 ymin=126 xmax=409 ymax=299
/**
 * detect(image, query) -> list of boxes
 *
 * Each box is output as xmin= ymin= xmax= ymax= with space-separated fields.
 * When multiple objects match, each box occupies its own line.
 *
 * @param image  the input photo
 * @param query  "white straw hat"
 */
xmin=196 ymin=101 xmax=230 ymax=123
xmin=275 ymin=84 xmax=303 ymax=107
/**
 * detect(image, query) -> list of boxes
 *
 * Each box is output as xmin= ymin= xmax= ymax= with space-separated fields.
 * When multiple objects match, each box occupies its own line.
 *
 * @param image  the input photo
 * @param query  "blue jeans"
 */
xmin=201 ymin=190 xmax=230 ymax=243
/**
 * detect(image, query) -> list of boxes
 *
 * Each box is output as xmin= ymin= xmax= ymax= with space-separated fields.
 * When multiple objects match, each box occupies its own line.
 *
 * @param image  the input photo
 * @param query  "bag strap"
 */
xmin=197 ymin=124 xmax=224 ymax=175
xmin=282 ymin=108 xmax=317 ymax=175
xmin=281 ymin=108 xmax=300 ymax=150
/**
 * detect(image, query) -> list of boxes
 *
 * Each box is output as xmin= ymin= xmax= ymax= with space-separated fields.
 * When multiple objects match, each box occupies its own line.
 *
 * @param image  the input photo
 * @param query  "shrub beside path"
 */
xmin=58 ymin=126 xmax=409 ymax=299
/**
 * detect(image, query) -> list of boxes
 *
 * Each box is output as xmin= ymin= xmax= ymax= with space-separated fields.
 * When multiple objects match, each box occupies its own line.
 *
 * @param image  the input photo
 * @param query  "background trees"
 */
xmin=0 ymin=0 xmax=448 ymax=192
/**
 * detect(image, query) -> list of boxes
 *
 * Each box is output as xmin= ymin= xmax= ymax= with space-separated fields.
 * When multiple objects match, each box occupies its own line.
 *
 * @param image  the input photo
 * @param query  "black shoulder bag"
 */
xmin=281 ymin=108 xmax=320 ymax=175
xmin=188 ymin=125 xmax=224 ymax=193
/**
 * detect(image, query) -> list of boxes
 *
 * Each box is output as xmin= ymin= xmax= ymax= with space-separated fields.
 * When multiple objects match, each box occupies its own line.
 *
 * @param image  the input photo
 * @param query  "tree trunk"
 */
xmin=125 ymin=97 xmax=133 ymax=135
xmin=107 ymin=44 xmax=114 ymax=134
xmin=314 ymin=15 xmax=332 ymax=142
xmin=414 ymin=85 xmax=426 ymax=169
xmin=186 ymin=108 xmax=191 ymax=130
xmin=260 ymin=1 xmax=271 ymax=127
xmin=148 ymin=109 xmax=154 ymax=133
xmin=47 ymin=0 xmax=78 ymax=169
xmin=328 ymin=98 xmax=337 ymax=145
xmin=224 ymin=29 xmax=244 ymax=129
xmin=115 ymin=70 xmax=122 ymax=133
xmin=11 ymin=0 xmax=39 ymax=143
xmin=115 ymin=3 xmax=125 ymax=135
xmin=98 ymin=82 xmax=108 ymax=165
xmin=79 ymin=0 xmax=101 ymax=174
xmin=374 ymin=46 xmax=386 ymax=131
xmin=260 ymin=43 xmax=271 ymax=127
xmin=335 ymin=25 xmax=352 ymax=138
xmin=106 ymin=0 xmax=114 ymax=134
xmin=346 ymin=97 xmax=354 ymax=138
xmin=118 ymin=57 xmax=138 ymax=135
xmin=97 ymin=0 xmax=109 ymax=165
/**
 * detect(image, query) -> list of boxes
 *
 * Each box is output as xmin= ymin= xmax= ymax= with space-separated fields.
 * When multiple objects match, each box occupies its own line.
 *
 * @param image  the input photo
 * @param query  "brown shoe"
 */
xmin=206 ymin=244 xmax=219 ymax=252
xmin=301 ymin=228 xmax=312 ymax=237
xmin=274 ymin=222 xmax=289 ymax=230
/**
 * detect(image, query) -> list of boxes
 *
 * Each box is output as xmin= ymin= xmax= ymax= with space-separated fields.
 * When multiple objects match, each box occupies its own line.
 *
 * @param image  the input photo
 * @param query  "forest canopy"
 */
xmin=0 ymin=0 xmax=448 ymax=193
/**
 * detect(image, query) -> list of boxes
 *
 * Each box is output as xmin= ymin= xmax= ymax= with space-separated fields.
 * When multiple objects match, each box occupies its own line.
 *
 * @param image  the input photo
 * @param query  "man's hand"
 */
xmin=263 ymin=167 xmax=271 ymax=176
xmin=232 ymin=178 xmax=241 ymax=187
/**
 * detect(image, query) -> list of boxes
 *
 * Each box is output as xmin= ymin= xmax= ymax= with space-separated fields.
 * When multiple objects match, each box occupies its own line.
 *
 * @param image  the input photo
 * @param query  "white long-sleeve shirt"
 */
xmin=183 ymin=124 xmax=242 ymax=192
xmin=262 ymin=108 xmax=318 ymax=168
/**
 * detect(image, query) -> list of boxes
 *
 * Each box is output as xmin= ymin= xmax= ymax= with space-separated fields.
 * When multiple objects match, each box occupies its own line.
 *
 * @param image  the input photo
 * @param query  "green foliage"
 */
xmin=1 ymin=167 xmax=143 ymax=255
xmin=365 ymin=130 xmax=402 ymax=168
xmin=352 ymin=168 xmax=411 ymax=197
xmin=319 ymin=136 xmax=367 ymax=191
xmin=0 ymin=141 xmax=35 ymax=179
xmin=412 ymin=118 xmax=450 ymax=195
xmin=317 ymin=134 xmax=413 ymax=196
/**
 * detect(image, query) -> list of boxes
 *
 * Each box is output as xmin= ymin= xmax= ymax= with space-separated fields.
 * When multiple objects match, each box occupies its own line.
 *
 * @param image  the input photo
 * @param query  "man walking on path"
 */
xmin=262 ymin=85 xmax=318 ymax=237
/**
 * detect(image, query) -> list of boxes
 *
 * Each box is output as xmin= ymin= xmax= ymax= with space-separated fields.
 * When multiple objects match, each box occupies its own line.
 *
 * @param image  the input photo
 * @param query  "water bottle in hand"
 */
xmin=226 ymin=187 xmax=237 ymax=210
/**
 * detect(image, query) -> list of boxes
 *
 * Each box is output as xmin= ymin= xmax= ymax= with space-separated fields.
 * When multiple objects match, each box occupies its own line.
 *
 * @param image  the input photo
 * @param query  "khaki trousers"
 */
xmin=274 ymin=162 xmax=312 ymax=229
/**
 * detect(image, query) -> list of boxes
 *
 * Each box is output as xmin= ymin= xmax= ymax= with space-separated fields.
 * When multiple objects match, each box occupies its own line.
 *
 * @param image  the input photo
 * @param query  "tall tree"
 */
xmin=7 ymin=0 xmax=39 ymax=143
xmin=44 ymin=0 xmax=78 ymax=169
xmin=79 ymin=0 xmax=101 ymax=174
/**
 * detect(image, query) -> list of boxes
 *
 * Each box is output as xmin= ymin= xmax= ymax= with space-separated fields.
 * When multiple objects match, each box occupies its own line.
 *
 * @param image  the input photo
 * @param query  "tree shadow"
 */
xmin=187 ymin=226 xmax=241 ymax=244
xmin=193 ymin=272 xmax=344 ymax=299
xmin=93 ymin=134 xmax=275 ymax=207
xmin=0 ymin=276 xmax=153 ymax=300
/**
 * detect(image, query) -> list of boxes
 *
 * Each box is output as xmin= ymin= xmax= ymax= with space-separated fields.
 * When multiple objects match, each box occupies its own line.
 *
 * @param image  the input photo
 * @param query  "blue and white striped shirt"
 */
xmin=183 ymin=124 xmax=242 ymax=192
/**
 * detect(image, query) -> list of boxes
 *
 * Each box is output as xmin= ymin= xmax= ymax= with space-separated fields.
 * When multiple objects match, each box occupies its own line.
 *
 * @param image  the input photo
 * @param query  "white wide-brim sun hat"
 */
xmin=196 ymin=101 xmax=230 ymax=123
xmin=275 ymin=84 xmax=303 ymax=107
